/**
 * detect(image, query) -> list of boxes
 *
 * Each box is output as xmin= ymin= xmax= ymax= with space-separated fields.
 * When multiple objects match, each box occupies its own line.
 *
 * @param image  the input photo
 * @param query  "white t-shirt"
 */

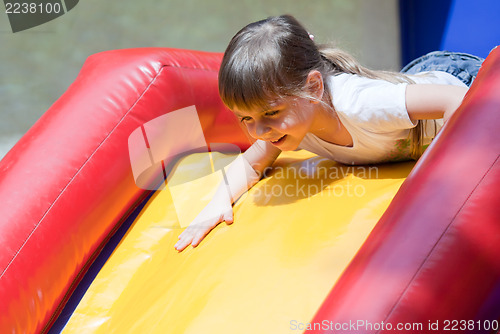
xmin=298 ymin=71 xmax=467 ymax=165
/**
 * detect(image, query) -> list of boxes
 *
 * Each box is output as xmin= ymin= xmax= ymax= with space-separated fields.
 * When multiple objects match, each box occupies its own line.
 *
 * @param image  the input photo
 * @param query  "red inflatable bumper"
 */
xmin=0 ymin=48 xmax=250 ymax=333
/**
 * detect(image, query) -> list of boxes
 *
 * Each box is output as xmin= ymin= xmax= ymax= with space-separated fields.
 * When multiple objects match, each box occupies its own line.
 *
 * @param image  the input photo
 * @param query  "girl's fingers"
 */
xmin=222 ymin=210 xmax=234 ymax=225
xmin=191 ymin=222 xmax=216 ymax=247
xmin=176 ymin=208 xmax=233 ymax=251
xmin=174 ymin=239 xmax=187 ymax=251
xmin=175 ymin=219 xmax=214 ymax=251
xmin=175 ymin=228 xmax=196 ymax=251
xmin=175 ymin=236 xmax=190 ymax=251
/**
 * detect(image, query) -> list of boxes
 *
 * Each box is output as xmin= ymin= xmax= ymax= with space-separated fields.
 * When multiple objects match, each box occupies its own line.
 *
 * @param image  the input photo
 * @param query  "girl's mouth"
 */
xmin=270 ymin=135 xmax=286 ymax=146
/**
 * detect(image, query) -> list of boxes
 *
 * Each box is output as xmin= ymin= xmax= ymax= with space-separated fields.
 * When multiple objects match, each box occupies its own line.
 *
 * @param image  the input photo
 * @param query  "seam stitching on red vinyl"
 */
xmin=0 ymin=65 xmax=173 ymax=280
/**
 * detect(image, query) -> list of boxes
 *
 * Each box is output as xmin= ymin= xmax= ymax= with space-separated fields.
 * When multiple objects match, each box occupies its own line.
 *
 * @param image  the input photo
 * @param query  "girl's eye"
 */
xmin=264 ymin=110 xmax=279 ymax=117
xmin=240 ymin=116 xmax=252 ymax=123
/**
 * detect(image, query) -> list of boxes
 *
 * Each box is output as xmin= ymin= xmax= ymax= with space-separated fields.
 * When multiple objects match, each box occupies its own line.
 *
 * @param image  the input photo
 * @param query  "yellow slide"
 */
xmin=63 ymin=150 xmax=414 ymax=334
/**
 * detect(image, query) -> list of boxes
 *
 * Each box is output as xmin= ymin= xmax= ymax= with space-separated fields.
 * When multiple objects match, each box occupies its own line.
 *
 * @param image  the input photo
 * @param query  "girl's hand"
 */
xmin=174 ymin=141 xmax=279 ymax=252
xmin=174 ymin=197 xmax=234 ymax=252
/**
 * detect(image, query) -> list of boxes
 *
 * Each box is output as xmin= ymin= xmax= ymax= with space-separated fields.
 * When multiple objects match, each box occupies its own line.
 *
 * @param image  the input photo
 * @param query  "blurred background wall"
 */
xmin=399 ymin=0 xmax=499 ymax=65
xmin=0 ymin=0 xmax=402 ymax=159
xmin=2 ymin=0 xmax=499 ymax=160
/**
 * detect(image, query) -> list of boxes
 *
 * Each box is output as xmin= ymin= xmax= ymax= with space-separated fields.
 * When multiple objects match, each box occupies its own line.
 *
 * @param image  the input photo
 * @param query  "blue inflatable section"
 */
xmin=400 ymin=0 xmax=499 ymax=65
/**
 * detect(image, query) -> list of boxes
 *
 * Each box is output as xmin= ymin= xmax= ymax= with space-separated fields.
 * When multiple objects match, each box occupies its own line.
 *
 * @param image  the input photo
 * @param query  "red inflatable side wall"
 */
xmin=307 ymin=47 xmax=500 ymax=333
xmin=0 ymin=48 xmax=251 ymax=334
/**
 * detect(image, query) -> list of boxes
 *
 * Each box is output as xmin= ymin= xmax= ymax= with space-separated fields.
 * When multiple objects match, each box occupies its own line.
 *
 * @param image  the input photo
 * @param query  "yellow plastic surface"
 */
xmin=62 ymin=151 xmax=414 ymax=334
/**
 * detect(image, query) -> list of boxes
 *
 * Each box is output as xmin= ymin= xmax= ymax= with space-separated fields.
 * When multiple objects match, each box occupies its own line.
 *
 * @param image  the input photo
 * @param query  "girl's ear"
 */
xmin=305 ymin=70 xmax=324 ymax=103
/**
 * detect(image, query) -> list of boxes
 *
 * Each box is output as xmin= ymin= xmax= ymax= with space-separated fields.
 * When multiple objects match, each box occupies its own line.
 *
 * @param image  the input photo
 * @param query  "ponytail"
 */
xmin=319 ymin=46 xmax=431 ymax=160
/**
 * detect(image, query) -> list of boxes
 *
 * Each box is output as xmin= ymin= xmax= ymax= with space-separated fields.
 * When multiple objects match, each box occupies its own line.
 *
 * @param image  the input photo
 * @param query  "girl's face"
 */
xmin=233 ymin=96 xmax=316 ymax=151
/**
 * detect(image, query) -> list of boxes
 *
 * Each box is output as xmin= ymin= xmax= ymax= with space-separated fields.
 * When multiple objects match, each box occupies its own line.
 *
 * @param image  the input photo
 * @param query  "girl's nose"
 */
xmin=253 ymin=121 xmax=272 ymax=139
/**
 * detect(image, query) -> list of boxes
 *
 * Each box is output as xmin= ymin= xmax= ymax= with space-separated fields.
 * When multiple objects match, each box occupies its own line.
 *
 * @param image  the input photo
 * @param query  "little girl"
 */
xmin=175 ymin=14 xmax=483 ymax=251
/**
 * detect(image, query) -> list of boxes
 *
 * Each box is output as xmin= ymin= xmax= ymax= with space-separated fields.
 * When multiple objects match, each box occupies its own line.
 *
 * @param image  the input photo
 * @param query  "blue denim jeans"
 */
xmin=401 ymin=51 xmax=484 ymax=87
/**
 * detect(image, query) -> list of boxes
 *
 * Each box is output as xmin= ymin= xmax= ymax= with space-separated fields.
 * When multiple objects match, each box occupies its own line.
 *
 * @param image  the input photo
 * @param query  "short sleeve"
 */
xmin=328 ymin=74 xmax=418 ymax=132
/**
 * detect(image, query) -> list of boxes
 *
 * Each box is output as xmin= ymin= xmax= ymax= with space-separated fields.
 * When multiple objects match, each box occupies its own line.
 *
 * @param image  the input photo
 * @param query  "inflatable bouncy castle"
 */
xmin=0 ymin=47 xmax=499 ymax=334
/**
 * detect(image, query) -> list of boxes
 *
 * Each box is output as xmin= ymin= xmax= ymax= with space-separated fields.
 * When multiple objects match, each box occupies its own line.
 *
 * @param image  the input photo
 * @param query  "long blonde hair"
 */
xmin=219 ymin=15 xmax=427 ymax=160
xmin=317 ymin=47 xmax=429 ymax=159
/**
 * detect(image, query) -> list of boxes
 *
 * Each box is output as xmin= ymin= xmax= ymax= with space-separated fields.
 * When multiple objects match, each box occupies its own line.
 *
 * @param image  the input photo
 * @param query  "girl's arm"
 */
xmin=405 ymin=84 xmax=468 ymax=122
xmin=174 ymin=140 xmax=281 ymax=251
xmin=207 ymin=139 xmax=281 ymax=204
